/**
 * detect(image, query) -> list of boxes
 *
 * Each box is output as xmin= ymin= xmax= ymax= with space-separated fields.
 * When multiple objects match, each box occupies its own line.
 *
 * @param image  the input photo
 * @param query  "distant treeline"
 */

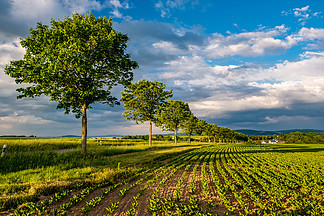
xmin=3 ymin=131 xmax=324 ymax=144
xmin=123 ymin=128 xmax=250 ymax=143
xmin=0 ymin=135 xmax=36 ymax=137
xmin=250 ymin=132 xmax=324 ymax=144
xmin=103 ymin=131 xmax=324 ymax=144
xmin=281 ymin=132 xmax=324 ymax=144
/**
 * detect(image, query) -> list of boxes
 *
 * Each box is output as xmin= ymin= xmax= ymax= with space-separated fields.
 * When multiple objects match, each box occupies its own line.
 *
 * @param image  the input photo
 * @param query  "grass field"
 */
xmin=0 ymin=138 xmax=324 ymax=215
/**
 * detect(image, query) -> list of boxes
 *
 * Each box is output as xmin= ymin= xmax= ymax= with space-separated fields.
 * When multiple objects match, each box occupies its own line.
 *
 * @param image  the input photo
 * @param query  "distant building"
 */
xmin=261 ymin=139 xmax=283 ymax=144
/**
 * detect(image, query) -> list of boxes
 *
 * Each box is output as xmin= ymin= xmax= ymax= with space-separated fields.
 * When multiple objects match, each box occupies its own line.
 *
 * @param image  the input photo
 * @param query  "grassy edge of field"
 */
xmin=0 ymin=142 xmax=207 ymax=212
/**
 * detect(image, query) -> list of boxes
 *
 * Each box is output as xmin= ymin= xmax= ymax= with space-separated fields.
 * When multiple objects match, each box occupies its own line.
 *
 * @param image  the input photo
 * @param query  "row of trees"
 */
xmin=4 ymin=12 xmax=247 ymax=155
xmin=120 ymin=79 xmax=192 ymax=145
xmin=120 ymin=79 xmax=248 ymax=145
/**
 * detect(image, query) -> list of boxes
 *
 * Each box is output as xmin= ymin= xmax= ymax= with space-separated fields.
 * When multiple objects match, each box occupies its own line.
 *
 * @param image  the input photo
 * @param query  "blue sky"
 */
xmin=0 ymin=0 xmax=324 ymax=136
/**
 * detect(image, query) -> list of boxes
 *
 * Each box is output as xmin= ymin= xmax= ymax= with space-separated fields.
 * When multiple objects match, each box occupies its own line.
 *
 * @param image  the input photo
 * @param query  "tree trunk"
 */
xmin=189 ymin=134 xmax=191 ymax=144
xmin=174 ymin=128 xmax=177 ymax=145
xmin=81 ymin=103 xmax=87 ymax=156
xmin=149 ymin=119 xmax=152 ymax=146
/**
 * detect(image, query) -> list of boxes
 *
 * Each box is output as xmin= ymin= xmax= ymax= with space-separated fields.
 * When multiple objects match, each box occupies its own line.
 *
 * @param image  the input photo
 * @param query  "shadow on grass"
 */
xmin=0 ymin=143 xmax=202 ymax=174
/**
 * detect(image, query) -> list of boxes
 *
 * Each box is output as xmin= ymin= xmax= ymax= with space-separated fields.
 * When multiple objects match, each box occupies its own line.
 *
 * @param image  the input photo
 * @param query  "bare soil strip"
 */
xmin=179 ymin=161 xmax=195 ymax=203
xmin=156 ymin=168 xmax=185 ymax=199
xmin=205 ymin=164 xmax=229 ymax=215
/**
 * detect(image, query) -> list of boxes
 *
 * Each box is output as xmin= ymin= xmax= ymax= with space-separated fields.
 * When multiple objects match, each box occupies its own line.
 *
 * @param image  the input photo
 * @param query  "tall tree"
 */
xmin=120 ymin=79 xmax=173 ymax=146
xmin=5 ymin=13 xmax=138 ymax=156
xmin=181 ymin=114 xmax=197 ymax=144
xmin=155 ymin=100 xmax=192 ymax=144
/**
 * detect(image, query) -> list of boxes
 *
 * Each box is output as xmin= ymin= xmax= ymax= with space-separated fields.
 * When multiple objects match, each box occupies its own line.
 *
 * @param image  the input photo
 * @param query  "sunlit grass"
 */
xmin=0 ymin=137 xmax=206 ymax=206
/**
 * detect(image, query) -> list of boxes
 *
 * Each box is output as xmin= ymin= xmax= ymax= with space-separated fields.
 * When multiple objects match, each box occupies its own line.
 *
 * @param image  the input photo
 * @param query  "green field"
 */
xmin=0 ymin=138 xmax=324 ymax=215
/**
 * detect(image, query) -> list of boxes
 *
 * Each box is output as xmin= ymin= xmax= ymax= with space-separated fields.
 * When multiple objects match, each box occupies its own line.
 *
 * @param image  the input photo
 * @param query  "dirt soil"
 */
xmin=5 ymin=150 xmax=251 ymax=216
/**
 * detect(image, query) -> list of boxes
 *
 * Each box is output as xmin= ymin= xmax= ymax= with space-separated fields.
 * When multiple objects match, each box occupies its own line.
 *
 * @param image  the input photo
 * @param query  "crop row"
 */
xmin=13 ymin=144 xmax=324 ymax=215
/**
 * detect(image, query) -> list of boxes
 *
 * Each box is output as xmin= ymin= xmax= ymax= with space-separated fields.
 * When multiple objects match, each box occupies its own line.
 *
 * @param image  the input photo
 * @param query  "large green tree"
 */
xmin=155 ymin=100 xmax=192 ymax=144
xmin=120 ymin=79 xmax=173 ymax=146
xmin=5 ymin=13 xmax=138 ymax=156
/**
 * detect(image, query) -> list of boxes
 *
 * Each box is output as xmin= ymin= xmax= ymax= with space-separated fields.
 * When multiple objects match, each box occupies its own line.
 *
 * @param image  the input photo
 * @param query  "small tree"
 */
xmin=5 ymin=13 xmax=138 ymax=156
xmin=210 ymin=124 xmax=219 ymax=143
xmin=181 ymin=114 xmax=197 ymax=144
xmin=203 ymin=123 xmax=213 ymax=142
xmin=194 ymin=118 xmax=207 ymax=141
xmin=120 ymin=79 xmax=173 ymax=146
xmin=155 ymin=100 xmax=192 ymax=144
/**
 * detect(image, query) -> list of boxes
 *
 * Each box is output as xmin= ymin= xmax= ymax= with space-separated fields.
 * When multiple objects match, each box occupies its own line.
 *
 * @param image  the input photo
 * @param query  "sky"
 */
xmin=0 ymin=0 xmax=324 ymax=136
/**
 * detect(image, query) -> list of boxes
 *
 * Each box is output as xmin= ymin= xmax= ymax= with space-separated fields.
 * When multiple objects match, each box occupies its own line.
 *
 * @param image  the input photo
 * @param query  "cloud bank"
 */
xmin=0 ymin=2 xmax=323 ymax=135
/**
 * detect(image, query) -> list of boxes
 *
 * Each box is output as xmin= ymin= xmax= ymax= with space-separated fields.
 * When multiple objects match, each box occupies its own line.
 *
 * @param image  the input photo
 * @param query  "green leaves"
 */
xmin=120 ymin=79 xmax=172 ymax=145
xmin=5 ymin=12 xmax=138 ymax=155
xmin=5 ymin=12 xmax=138 ymax=117
xmin=181 ymin=114 xmax=198 ymax=137
xmin=155 ymin=100 xmax=192 ymax=132
xmin=155 ymin=100 xmax=192 ymax=144
xmin=120 ymin=79 xmax=173 ymax=123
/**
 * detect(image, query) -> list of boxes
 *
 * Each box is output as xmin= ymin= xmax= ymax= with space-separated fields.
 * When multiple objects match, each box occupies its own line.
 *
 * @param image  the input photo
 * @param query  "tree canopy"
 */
xmin=194 ymin=118 xmax=207 ymax=136
xmin=5 ymin=13 xmax=138 ymax=155
xmin=181 ymin=114 xmax=197 ymax=144
xmin=155 ymin=100 xmax=192 ymax=144
xmin=120 ymin=79 xmax=173 ymax=146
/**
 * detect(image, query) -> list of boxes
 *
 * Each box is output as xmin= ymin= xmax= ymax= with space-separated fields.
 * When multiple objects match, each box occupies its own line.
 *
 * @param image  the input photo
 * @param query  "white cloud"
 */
xmin=166 ymin=0 xmax=197 ymax=9
xmin=203 ymin=25 xmax=324 ymax=58
xmin=190 ymin=75 xmax=324 ymax=119
xmin=62 ymin=0 xmax=103 ymax=13
xmin=282 ymin=5 xmax=320 ymax=25
xmin=204 ymin=26 xmax=294 ymax=58
xmin=0 ymin=0 xmax=129 ymax=39
xmin=190 ymin=94 xmax=283 ymax=118
xmin=0 ymin=0 xmax=111 ymax=39
xmin=152 ymin=41 xmax=182 ymax=54
xmin=294 ymin=5 xmax=309 ymax=12
xmin=155 ymin=0 xmax=198 ymax=18
xmin=297 ymin=27 xmax=324 ymax=40
xmin=0 ymin=112 xmax=55 ymax=125
xmin=155 ymin=1 xmax=170 ymax=18
xmin=263 ymin=115 xmax=311 ymax=124
xmin=0 ymin=39 xmax=26 ymax=99
xmin=11 ymin=0 xmax=66 ymax=20
xmin=158 ymin=50 xmax=324 ymax=119
xmin=268 ymin=51 xmax=324 ymax=81
xmin=112 ymin=121 xmax=166 ymax=135
xmin=106 ymin=0 xmax=130 ymax=18
xmin=0 ymin=38 xmax=25 ymax=66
